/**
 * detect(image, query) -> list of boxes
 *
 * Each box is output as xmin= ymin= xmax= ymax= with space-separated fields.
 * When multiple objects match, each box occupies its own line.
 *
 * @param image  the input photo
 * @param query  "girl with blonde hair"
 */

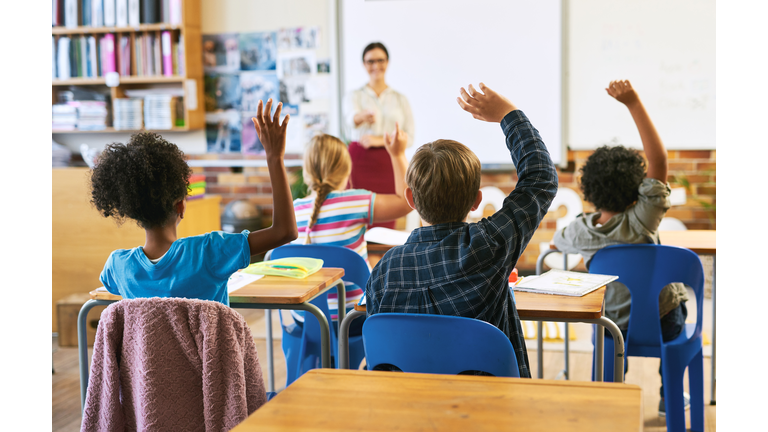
xmin=291 ymin=123 xmax=412 ymax=329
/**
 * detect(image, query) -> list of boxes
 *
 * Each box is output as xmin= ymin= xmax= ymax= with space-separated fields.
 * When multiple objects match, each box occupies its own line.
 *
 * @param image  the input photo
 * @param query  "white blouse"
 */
xmin=343 ymin=85 xmax=415 ymax=147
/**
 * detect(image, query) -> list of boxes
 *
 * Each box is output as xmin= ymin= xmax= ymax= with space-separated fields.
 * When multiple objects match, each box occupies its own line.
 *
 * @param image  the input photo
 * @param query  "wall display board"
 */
xmin=340 ymin=0 xmax=564 ymax=166
xmin=568 ymin=0 xmax=715 ymax=150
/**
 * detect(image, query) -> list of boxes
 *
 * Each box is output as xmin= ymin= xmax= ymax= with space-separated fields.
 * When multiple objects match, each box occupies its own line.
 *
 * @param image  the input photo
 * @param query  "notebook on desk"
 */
xmin=512 ymin=269 xmax=618 ymax=297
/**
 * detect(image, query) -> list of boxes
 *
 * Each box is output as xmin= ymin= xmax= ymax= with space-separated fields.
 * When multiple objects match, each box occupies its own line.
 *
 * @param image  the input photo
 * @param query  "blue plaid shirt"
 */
xmin=365 ymin=110 xmax=558 ymax=378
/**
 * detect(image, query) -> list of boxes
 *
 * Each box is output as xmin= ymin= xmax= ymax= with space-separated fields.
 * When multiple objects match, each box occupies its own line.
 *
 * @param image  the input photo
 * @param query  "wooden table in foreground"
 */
xmin=232 ymin=369 xmax=643 ymax=432
xmin=78 ymin=268 xmax=346 ymax=410
xmin=660 ymin=229 xmax=717 ymax=404
xmin=339 ymin=287 xmax=625 ymax=383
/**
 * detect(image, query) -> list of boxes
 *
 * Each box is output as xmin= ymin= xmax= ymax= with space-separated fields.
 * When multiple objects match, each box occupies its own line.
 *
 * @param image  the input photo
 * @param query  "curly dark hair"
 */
xmin=89 ymin=132 xmax=192 ymax=229
xmin=579 ymin=145 xmax=646 ymax=213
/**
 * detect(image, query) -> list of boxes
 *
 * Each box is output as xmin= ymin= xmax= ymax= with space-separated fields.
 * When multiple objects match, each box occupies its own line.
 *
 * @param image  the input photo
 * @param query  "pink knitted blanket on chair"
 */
xmin=81 ymin=297 xmax=267 ymax=432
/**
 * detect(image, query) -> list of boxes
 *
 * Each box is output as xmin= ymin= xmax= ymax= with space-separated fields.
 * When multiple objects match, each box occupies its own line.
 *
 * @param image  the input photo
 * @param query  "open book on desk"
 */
xmin=364 ymin=227 xmax=411 ymax=246
xmin=512 ymin=269 xmax=618 ymax=297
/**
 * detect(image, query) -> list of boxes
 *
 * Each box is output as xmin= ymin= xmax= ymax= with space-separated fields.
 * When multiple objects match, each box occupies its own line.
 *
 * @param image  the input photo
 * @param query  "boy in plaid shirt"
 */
xmin=365 ymin=83 xmax=558 ymax=377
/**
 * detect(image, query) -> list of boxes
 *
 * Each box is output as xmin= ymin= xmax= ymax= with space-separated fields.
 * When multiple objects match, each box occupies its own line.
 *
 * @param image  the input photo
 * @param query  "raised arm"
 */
xmin=607 ymin=80 xmax=667 ymax=182
xmin=371 ymin=122 xmax=413 ymax=222
xmin=457 ymin=83 xmax=558 ymax=258
xmin=247 ymin=99 xmax=299 ymax=255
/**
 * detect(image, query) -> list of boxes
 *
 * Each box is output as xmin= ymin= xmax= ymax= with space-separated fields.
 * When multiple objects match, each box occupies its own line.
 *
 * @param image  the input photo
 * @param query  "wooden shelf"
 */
xmin=53 ymin=76 xmax=187 ymax=86
xmin=52 ymin=23 xmax=184 ymax=35
xmin=53 ymin=126 xmax=190 ymax=134
xmin=51 ymin=0 xmax=204 ymax=132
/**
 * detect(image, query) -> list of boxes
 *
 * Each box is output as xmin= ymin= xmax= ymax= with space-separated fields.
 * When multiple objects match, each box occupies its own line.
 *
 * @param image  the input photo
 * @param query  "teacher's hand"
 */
xmin=354 ymin=110 xmax=376 ymax=126
xmin=384 ymin=122 xmax=407 ymax=156
xmin=456 ymin=83 xmax=518 ymax=123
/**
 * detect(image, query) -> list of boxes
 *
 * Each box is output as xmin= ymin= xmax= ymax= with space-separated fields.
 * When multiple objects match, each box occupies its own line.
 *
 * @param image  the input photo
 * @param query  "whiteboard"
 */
xmin=340 ymin=0 xmax=564 ymax=166
xmin=568 ymin=0 xmax=715 ymax=150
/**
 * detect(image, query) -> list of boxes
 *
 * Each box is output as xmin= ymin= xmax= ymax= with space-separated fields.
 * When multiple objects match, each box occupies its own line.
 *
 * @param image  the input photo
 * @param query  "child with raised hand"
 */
xmin=365 ymin=82 xmax=558 ymax=378
xmin=290 ymin=123 xmax=413 ymax=331
xmin=93 ymin=99 xmax=298 ymax=306
xmin=552 ymin=80 xmax=689 ymax=415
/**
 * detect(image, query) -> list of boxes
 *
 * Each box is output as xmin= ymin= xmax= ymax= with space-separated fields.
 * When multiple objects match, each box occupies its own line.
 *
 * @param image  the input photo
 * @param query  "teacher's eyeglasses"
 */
xmin=365 ymin=59 xmax=387 ymax=66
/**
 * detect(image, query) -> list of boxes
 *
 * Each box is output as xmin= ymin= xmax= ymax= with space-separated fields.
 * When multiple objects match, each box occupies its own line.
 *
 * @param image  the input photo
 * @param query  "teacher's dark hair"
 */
xmin=362 ymin=42 xmax=389 ymax=61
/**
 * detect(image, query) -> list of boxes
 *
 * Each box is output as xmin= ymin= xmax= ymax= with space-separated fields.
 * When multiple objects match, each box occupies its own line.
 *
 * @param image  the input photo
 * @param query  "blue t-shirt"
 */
xmin=99 ymin=230 xmax=251 ymax=306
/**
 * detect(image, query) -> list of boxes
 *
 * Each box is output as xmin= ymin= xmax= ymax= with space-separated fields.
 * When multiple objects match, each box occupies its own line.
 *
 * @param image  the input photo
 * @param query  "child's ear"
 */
xmin=405 ymin=187 xmax=417 ymax=210
xmin=176 ymin=199 xmax=187 ymax=219
xmin=470 ymin=189 xmax=484 ymax=212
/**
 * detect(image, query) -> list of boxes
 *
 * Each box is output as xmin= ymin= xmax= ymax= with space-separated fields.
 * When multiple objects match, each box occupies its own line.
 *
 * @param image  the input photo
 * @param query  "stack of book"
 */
xmin=188 ymin=174 xmax=206 ymax=200
xmin=69 ymin=101 xmax=108 ymax=130
xmin=54 ymin=35 xmax=115 ymax=79
xmin=52 ymin=104 xmax=78 ymax=130
xmin=113 ymin=98 xmax=143 ymax=130
xmin=54 ymin=0 xmax=183 ymax=28
xmin=143 ymin=94 xmax=176 ymax=130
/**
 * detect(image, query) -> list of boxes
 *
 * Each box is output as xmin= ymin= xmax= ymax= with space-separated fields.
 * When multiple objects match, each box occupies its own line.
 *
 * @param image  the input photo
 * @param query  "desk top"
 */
xmin=353 ymin=286 xmax=606 ymax=321
xmin=89 ymin=268 xmax=345 ymax=305
xmin=232 ymin=369 xmax=642 ymax=432
xmin=659 ymin=229 xmax=716 ymax=255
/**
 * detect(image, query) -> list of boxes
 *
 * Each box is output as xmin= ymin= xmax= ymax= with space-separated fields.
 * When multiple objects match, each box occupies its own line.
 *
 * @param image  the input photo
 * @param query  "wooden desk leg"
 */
xmin=338 ymin=309 xmax=366 ymax=369
xmin=78 ymin=299 xmax=116 ymax=413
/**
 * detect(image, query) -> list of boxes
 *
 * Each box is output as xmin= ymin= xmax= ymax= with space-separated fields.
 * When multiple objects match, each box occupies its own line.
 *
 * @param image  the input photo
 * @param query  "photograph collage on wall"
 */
xmin=203 ymin=27 xmax=330 ymax=154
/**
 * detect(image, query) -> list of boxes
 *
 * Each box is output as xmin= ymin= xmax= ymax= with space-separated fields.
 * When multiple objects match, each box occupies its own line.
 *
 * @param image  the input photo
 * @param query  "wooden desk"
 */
xmin=232 ymin=369 xmax=643 ymax=432
xmin=660 ymin=229 xmax=716 ymax=404
xmin=77 ymin=268 xmax=345 ymax=411
xmin=338 ymin=287 xmax=625 ymax=383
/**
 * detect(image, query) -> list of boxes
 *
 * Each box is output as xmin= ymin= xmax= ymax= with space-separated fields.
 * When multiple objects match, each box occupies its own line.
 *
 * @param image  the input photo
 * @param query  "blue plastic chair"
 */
xmin=269 ymin=244 xmax=369 ymax=386
xmin=589 ymin=244 xmax=705 ymax=432
xmin=362 ymin=313 xmax=520 ymax=377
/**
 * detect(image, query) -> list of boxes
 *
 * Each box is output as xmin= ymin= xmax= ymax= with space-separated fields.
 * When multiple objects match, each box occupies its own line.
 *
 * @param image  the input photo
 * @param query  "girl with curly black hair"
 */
xmin=552 ymin=81 xmax=690 ymax=415
xmin=92 ymin=99 xmax=298 ymax=306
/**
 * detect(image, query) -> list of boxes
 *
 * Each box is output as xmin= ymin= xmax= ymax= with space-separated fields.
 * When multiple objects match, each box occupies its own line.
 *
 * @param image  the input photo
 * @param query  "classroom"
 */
xmin=16 ymin=0 xmax=750 ymax=429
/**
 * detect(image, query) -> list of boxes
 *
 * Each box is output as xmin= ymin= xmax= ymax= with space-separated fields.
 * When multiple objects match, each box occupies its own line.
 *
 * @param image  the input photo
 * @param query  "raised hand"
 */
xmin=252 ymin=99 xmax=289 ymax=159
xmin=456 ymin=82 xmax=518 ymax=123
xmin=606 ymin=80 xmax=640 ymax=107
xmin=384 ymin=122 xmax=407 ymax=156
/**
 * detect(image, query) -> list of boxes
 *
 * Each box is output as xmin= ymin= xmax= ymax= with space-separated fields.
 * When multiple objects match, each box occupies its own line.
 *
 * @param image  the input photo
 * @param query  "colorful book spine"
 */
xmin=169 ymin=0 xmax=181 ymax=25
xmin=116 ymin=0 xmax=127 ymax=26
xmin=64 ymin=0 xmax=78 ymax=28
xmin=128 ymin=0 xmax=140 ymax=27
xmin=161 ymin=31 xmax=173 ymax=76
xmin=102 ymin=34 xmax=116 ymax=73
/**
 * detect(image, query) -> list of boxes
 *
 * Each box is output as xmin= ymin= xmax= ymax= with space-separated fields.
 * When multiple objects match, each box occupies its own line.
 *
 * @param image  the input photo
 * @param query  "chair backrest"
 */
xmin=362 ymin=313 xmax=520 ymax=377
xmin=589 ymin=244 xmax=704 ymax=351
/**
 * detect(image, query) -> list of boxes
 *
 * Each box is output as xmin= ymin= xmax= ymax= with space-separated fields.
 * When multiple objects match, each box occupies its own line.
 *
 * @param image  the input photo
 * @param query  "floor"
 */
xmin=52 ymin=303 xmax=716 ymax=431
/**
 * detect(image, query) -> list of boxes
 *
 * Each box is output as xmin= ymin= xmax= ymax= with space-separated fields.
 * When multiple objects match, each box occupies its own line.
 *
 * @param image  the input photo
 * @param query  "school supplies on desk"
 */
xmin=243 ymin=258 xmax=323 ymax=279
xmin=227 ymin=272 xmax=264 ymax=293
xmin=512 ymin=269 xmax=617 ymax=297
xmin=364 ymin=227 xmax=411 ymax=246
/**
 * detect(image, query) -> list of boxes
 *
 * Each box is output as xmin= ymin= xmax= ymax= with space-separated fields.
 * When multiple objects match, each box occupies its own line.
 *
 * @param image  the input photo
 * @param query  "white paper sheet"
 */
xmin=364 ymin=227 xmax=411 ymax=246
xmin=227 ymin=272 xmax=265 ymax=293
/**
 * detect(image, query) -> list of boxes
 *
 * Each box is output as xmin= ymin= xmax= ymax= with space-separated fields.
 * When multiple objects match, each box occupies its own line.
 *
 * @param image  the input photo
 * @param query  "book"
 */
xmin=57 ymin=37 xmax=71 ymax=79
xmin=177 ymin=34 xmax=184 ymax=75
xmin=364 ymin=227 xmax=411 ymax=246
xmin=169 ymin=0 xmax=181 ymax=25
xmin=128 ymin=0 xmax=140 ymax=27
xmin=153 ymin=33 xmax=162 ymax=75
xmin=82 ymin=0 xmax=91 ymax=26
xmin=512 ymin=269 xmax=618 ymax=297
xmin=161 ymin=31 xmax=173 ymax=76
xmin=141 ymin=0 xmax=158 ymax=24
xmin=52 ymin=37 xmax=57 ymax=79
xmin=103 ymin=0 xmax=115 ymax=26
xmin=161 ymin=0 xmax=169 ymax=23
xmin=64 ymin=0 xmax=78 ymax=28
xmin=91 ymin=0 xmax=103 ymax=27
xmin=115 ymin=0 xmax=127 ymax=26
xmin=102 ymin=33 xmax=116 ymax=73
xmin=88 ymin=36 xmax=98 ymax=77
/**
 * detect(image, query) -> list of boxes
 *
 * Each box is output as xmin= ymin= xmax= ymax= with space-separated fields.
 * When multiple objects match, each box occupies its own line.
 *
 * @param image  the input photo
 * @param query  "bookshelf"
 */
xmin=51 ymin=0 xmax=203 ymax=133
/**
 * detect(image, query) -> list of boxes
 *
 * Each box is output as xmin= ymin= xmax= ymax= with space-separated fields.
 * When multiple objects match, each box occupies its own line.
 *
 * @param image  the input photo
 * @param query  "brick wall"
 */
xmin=188 ymin=149 xmax=716 ymax=271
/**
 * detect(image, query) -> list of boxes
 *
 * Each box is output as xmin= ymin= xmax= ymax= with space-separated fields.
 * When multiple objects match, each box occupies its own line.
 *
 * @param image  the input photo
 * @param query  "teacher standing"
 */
xmin=343 ymin=42 xmax=415 ymax=229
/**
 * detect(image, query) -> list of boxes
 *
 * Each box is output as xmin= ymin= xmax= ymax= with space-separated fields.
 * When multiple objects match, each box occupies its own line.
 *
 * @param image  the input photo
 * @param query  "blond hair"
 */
xmin=302 ymin=134 xmax=352 ymax=243
xmin=405 ymin=139 xmax=481 ymax=224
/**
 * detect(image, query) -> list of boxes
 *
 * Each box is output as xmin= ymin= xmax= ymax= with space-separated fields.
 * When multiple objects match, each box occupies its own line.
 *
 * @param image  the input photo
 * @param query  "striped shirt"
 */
xmin=291 ymin=189 xmax=376 ymax=321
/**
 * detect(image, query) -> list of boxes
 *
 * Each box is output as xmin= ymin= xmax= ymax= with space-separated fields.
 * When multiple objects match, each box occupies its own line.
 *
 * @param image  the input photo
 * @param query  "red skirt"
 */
xmin=348 ymin=141 xmax=396 ymax=229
